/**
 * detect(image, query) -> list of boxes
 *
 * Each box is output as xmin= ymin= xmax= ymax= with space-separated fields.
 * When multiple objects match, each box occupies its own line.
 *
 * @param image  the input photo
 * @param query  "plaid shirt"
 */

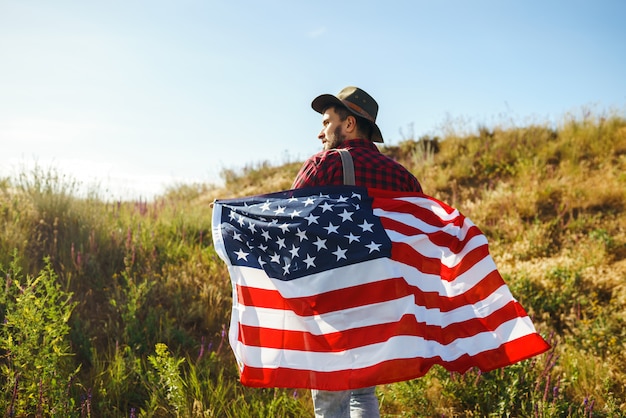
xmin=292 ymin=138 xmax=422 ymax=192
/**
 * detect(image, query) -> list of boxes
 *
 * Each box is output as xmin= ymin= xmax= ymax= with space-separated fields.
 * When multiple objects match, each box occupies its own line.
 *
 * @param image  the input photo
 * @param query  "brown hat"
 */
xmin=311 ymin=86 xmax=384 ymax=143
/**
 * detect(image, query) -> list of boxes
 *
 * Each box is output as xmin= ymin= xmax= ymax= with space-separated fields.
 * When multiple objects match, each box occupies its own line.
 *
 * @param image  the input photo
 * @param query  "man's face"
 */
xmin=318 ymin=107 xmax=347 ymax=150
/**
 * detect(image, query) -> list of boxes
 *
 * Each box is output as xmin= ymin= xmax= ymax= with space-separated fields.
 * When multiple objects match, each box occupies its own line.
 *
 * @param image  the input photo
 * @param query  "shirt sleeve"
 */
xmin=292 ymin=158 xmax=319 ymax=189
xmin=292 ymin=152 xmax=344 ymax=189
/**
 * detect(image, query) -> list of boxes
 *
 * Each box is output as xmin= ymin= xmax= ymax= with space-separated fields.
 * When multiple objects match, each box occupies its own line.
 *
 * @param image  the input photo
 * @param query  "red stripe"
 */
xmin=238 ymin=300 xmax=531 ymax=351
xmin=380 ymin=216 xmax=484 ymax=254
xmin=373 ymin=195 xmax=460 ymax=227
xmin=390 ymin=241 xmax=492 ymax=281
xmin=237 ymin=277 xmax=407 ymax=316
xmin=237 ymin=269 xmax=505 ymax=315
xmin=238 ymin=333 xmax=551 ymax=390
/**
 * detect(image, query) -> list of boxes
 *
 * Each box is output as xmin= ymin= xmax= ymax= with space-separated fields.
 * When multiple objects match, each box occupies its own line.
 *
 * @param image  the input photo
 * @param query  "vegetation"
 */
xmin=1 ymin=110 xmax=625 ymax=416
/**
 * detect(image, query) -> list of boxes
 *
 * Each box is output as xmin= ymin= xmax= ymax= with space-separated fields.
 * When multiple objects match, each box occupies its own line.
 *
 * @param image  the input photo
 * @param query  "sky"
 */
xmin=1 ymin=0 xmax=625 ymax=200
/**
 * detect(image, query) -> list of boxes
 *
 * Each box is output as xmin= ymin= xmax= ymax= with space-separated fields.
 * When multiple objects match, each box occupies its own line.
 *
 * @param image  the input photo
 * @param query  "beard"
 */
xmin=323 ymin=125 xmax=347 ymax=150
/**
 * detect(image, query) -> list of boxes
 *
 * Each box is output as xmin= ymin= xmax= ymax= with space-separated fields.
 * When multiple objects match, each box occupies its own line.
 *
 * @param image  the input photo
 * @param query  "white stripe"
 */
xmin=391 ymin=196 xmax=461 ymax=222
xmin=234 ymin=316 xmax=539 ymax=372
xmin=373 ymin=207 xmax=476 ymax=241
xmin=211 ymin=205 xmax=229 ymax=266
xmin=230 ymin=249 xmax=498 ymax=299
xmin=236 ymin=284 xmax=516 ymax=333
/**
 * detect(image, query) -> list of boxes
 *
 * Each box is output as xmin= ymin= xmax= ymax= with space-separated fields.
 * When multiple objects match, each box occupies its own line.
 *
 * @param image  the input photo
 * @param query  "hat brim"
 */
xmin=311 ymin=94 xmax=384 ymax=143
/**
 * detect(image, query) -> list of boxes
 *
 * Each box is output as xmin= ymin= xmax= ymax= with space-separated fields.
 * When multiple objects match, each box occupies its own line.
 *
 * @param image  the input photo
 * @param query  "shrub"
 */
xmin=0 ymin=253 xmax=80 ymax=416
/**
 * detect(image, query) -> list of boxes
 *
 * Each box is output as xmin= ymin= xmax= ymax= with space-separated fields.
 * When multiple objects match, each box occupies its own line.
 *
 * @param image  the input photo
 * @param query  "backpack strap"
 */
xmin=336 ymin=149 xmax=355 ymax=186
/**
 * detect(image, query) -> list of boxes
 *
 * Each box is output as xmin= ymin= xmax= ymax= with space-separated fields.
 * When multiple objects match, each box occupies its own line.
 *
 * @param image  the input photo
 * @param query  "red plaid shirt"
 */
xmin=292 ymin=138 xmax=422 ymax=192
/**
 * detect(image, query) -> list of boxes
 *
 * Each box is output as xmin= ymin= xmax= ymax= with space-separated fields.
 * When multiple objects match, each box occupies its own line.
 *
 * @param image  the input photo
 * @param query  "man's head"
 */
xmin=311 ymin=86 xmax=383 ymax=148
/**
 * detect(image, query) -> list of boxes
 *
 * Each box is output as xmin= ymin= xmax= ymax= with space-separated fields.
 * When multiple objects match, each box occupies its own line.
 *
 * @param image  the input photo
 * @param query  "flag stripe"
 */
xmin=237 ymin=333 xmax=549 ymax=390
xmin=374 ymin=207 xmax=468 ymax=238
xmin=236 ymin=317 xmax=544 ymax=372
xmin=379 ymin=215 xmax=484 ymax=256
xmin=390 ymin=241 xmax=492 ymax=280
xmin=373 ymin=194 xmax=459 ymax=224
xmin=238 ymin=300 xmax=531 ymax=351
xmin=236 ymin=269 xmax=506 ymax=316
xmin=236 ymin=282 xmax=522 ymax=336
xmin=231 ymin=243 xmax=501 ymax=299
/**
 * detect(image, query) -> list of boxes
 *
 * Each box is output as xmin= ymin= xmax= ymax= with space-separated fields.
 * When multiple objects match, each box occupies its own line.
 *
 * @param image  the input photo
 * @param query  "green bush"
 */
xmin=0 ymin=253 xmax=80 ymax=416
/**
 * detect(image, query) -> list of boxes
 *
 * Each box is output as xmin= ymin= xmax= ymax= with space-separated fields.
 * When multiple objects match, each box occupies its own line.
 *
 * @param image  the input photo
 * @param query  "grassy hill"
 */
xmin=1 ymin=111 xmax=625 ymax=416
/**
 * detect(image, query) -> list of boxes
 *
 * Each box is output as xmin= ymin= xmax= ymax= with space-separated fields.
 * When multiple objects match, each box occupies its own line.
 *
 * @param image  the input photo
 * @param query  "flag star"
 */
xmin=351 ymin=192 xmax=362 ymax=200
xmin=358 ymin=220 xmax=374 ymax=232
xmin=320 ymin=201 xmax=334 ymax=212
xmin=276 ymin=237 xmax=286 ymax=249
xmin=305 ymin=213 xmax=319 ymax=225
xmin=303 ymin=254 xmax=316 ymax=268
xmin=269 ymin=219 xmax=279 ymax=226
xmin=289 ymin=244 xmax=300 ymax=258
xmin=353 ymin=203 xmax=361 ymax=210
xmin=318 ymin=192 xmax=330 ymax=198
xmin=247 ymin=221 xmax=256 ymax=233
xmin=296 ymin=228 xmax=308 ymax=241
xmin=313 ymin=237 xmax=327 ymax=251
xmin=269 ymin=253 xmax=281 ymax=263
xmin=289 ymin=209 xmax=302 ymax=219
xmin=233 ymin=231 xmax=243 ymax=242
xmin=237 ymin=215 xmax=245 ymax=226
xmin=344 ymin=232 xmax=361 ymax=243
xmin=366 ymin=241 xmax=382 ymax=253
xmin=338 ymin=209 xmax=354 ymax=222
xmin=259 ymin=200 xmax=271 ymax=211
xmin=282 ymin=262 xmax=291 ymax=275
xmin=303 ymin=197 xmax=315 ymax=206
xmin=261 ymin=230 xmax=271 ymax=241
xmin=274 ymin=206 xmax=286 ymax=215
xmin=288 ymin=196 xmax=299 ymax=203
xmin=279 ymin=223 xmax=291 ymax=233
xmin=234 ymin=248 xmax=249 ymax=260
xmin=228 ymin=211 xmax=237 ymax=221
xmin=332 ymin=246 xmax=348 ymax=260
xmin=324 ymin=222 xmax=340 ymax=234
xmin=337 ymin=195 xmax=349 ymax=203
xmin=258 ymin=256 xmax=266 ymax=267
xmin=258 ymin=244 xmax=268 ymax=252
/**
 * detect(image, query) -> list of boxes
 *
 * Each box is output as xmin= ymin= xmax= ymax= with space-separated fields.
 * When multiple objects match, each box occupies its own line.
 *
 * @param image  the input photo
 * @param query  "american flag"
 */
xmin=211 ymin=186 xmax=550 ymax=390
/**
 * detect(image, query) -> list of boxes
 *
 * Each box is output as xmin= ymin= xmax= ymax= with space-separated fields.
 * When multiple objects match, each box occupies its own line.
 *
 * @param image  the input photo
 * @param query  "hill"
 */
xmin=1 ymin=111 xmax=625 ymax=416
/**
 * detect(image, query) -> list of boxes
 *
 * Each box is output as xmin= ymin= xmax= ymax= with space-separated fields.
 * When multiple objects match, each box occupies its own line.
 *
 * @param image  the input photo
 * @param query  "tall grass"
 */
xmin=1 ymin=112 xmax=625 ymax=416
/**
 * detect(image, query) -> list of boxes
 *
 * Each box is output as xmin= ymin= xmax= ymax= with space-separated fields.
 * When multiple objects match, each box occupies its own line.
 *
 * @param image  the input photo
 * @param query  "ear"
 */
xmin=344 ymin=115 xmax=358 ymax=133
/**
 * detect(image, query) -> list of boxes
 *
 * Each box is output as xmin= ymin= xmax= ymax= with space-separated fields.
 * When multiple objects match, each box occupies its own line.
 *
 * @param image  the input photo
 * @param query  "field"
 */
xmin=1 ymin=110 xmax=625 ymax=416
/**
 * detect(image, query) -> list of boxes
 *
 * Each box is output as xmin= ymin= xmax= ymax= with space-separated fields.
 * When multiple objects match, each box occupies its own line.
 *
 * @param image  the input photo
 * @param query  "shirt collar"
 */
xmin=337 ymin=138 xmax=377 ymax=150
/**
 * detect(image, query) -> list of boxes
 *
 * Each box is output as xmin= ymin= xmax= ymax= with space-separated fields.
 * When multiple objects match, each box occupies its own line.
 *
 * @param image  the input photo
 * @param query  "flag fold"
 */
xmin=211 ymin=186 xmax=549 ymax=390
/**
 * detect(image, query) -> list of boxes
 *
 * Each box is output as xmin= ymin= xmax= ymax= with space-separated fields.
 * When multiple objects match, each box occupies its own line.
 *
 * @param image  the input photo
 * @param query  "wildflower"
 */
xmin=543 ymin=374 xmax=551 ymax=402
xmin=217 ymin=324 xmax=227 ymax=353
xmin=197 ymin=336 xmax=206 ymax=362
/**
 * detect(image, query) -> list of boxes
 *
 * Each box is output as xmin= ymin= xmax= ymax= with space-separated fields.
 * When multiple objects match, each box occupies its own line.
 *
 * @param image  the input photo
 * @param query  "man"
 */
xmin=292 ymin=86 xmax=423 ymax=418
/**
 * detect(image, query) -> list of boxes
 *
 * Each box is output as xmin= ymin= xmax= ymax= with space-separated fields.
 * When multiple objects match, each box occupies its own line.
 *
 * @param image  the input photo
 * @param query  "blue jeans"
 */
xmin=311 ymin=386 xmax=380 ymax=418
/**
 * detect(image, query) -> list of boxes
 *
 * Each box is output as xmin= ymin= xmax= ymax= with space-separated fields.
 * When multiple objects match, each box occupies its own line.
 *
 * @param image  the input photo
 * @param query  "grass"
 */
xmin=1 ymin=110 xmax=625 ymax=416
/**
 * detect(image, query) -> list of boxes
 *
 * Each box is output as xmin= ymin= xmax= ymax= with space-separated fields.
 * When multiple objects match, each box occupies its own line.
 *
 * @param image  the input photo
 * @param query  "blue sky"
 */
xmin=1 ymin=0 xmax=625 ymax=200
